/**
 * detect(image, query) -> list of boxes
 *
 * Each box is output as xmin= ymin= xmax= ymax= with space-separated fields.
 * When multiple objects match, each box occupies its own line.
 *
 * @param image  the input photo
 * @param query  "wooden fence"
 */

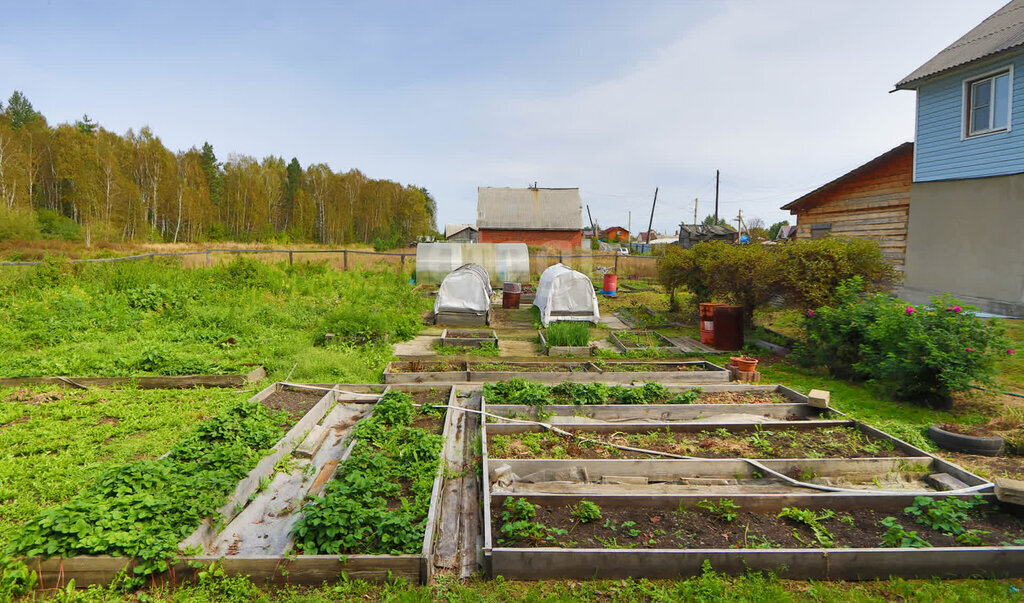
xmin=0 ymin=248 xmax=659 ymax=278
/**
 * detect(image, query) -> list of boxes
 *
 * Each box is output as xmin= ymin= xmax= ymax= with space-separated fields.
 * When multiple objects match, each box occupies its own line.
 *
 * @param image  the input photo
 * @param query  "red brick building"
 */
xmin=476 ymin=187 xmax=583 ymax=251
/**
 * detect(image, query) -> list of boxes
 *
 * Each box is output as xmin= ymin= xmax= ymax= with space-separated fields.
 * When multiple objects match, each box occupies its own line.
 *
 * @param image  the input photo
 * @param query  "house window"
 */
xmin=966 ymin=69 xmax=1011 ymax=136
xmin=810 ymin=223 xmax=831 ymax=240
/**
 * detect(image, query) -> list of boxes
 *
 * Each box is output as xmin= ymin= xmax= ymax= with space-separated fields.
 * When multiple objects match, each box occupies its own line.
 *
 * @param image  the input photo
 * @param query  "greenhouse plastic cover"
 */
xmin=434 ymin=263 xmax=494 ymax=314
xmin=416 ymin=243 xmax=529 ymax=285
xmin=534 ymin=263 xmax=600 ymax=327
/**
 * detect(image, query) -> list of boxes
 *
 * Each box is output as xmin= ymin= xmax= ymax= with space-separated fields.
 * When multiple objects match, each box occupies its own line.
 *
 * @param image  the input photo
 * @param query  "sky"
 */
xmin=0 ymin=0 xmax=1008 ymax=235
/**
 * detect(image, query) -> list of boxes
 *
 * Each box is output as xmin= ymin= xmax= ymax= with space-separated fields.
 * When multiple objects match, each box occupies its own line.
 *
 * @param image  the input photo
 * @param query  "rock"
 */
xmin=807 ymin=389 xmax=830 ymax=409
xmin=926 ymin=472 xmax=969 ymax=491
xmin=995 ymin=477 xmax=1024 ymax=505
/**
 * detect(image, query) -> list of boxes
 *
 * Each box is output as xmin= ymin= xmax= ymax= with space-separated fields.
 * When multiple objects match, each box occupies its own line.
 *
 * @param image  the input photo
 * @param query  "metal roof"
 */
xmin=444 ymin=224 xmax=476 ymax=238
xmin=477 ymin=187 xmax=583 ymax=231
xmin=896 ymin=0 xmax=1024 ymax=89
xmin=678 ymin=224 xmax=735 ymax=237
xmin=781 ymin=142 xmax=913 ymax=213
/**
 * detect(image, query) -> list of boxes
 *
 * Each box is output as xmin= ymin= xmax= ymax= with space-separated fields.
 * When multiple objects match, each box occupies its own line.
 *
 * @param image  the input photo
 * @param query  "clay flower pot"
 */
xmin=730 ymin=356 xmax=758 ymax=372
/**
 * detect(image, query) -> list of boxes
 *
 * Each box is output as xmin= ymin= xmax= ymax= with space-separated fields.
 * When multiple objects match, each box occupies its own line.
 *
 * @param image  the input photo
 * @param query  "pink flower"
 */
xmin=806 ymin=310 xmax=815 ymax=318
xmin=966 ymin=347 xmax=976 ymax=353
xmin=952 ymin=305 xmax=962 ymax=313
xmin=1008 ymin=349 xmax=1017 ymax=355
xmin=905 ymin=306 xmax=916 ymax=315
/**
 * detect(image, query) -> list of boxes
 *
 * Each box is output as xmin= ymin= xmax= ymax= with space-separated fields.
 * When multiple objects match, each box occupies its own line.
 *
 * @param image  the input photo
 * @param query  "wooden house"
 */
xmin=444 ymin=224 xmax=478 ymax=243
xmin=780 ymin=142 xmax=912 ymax=266
xmin=600 ymin=226 xmax=629 ymax=243
xmin=894 ymin=0 xmax=1024 ymax=316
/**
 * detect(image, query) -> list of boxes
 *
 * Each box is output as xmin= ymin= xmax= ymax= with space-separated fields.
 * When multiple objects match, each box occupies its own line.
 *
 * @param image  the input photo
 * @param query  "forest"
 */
xmin=0 ymin=91 xmax=437 ymax=248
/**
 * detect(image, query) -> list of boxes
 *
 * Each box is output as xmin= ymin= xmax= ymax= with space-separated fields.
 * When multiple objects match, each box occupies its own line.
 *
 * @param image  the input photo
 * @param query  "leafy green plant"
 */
xmin=666 ymin=388 xmax=702 ymax=404
xmin=570 ymin=500 xmax=602 ymax=523
xmin=778 ymin=507 xmax=836 ymax=547
xmin=696 ymin=499 xmax=740 ymax=523
xmin=5 ymin=401 xmax=284 ymax=579
xmin=611 ymin=382 xmax=670 ymax=404
xmin=292 ymin=394 xmax=443 ymax=555
xmin=483 ymin=378 xmax=555 ymax=406
xmin=545 ymin=321 xmax=591 ymax=347
xmin=551 ymin=382 xmax=609 ymax=405
xmin=879 ymin=517 xmax=931 ymax=548
xmin=903 ymin=495 xmax=986 ymax=537
xmin=620 ymin=520 xmax=641 ymax=538
xmin=497 ymin=498 xmax=566 ymax=545
xmin=794 ymin=278 xmax=1007 ymax=405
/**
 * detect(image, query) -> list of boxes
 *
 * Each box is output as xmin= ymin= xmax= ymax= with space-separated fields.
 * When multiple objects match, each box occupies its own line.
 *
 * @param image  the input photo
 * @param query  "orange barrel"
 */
xmin=712 ymin=305 xmax=744 ymax=351
xmin=502 ymin=282 xmax=522 ymax=309
xmin=602 ymin=273 xmax=618 ymax=295
xmin=699 ymin=302 xmax=725 ymax=345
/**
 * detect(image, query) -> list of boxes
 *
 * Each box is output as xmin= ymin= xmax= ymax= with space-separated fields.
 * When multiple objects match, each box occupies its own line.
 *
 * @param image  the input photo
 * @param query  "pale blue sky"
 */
xmin=0 ymin=0 xmax=1007 ymax=233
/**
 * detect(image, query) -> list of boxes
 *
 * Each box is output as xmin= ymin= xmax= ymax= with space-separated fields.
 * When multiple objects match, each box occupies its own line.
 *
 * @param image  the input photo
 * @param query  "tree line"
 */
xmin=0 ymin=91 xmax=437 ymax=247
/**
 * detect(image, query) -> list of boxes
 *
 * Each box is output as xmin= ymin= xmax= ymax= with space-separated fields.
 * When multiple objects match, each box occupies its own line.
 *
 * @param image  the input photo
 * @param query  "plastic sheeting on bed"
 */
xmin=434 ymin=263 xmax=494 ymax=315
xmin=533 ymin=263 xmax=600 ymax=327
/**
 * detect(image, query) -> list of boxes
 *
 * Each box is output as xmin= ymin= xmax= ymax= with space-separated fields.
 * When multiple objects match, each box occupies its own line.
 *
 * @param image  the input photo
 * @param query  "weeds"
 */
xmin=696 ymin=499 xmax=740 ymax=522
xmin=778 ymin=507 xmax=836 ymax=547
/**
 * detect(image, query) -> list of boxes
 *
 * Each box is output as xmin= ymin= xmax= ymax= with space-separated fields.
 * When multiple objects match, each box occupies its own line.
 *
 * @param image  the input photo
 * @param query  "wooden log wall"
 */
xmin=792 ymin=144 xmax=912 ymax=266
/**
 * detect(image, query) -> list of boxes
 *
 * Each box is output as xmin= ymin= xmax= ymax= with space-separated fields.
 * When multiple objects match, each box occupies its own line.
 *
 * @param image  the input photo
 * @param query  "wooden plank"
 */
xmin=487 ymin=547 xmax=1024 ymax=581
xmin=293 ymin=425 xmax=329 ymax=459
xmin=0 ymin=368 xmax=266 ymax=390
xmin=485 ymin=419 xmax=852 ymax=436
xmin=422 ymin=387 xmax=462 ymax=578
xmin=486 ymin=402 xmax=823 ymax=422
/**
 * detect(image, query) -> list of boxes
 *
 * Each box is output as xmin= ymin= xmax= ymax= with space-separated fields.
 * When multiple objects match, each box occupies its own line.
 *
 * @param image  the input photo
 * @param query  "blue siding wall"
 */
xmin=915 ymin=52 xmax=1024 ymax=182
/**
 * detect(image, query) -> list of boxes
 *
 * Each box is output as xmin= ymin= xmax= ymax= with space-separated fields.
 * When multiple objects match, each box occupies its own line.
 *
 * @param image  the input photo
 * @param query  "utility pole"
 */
xmin=586 ymin=204 xmax=597 ymax=238
xmin=714 ymin=170 xmax=720 ymax=223
xmin=646 ymin=187 xmax=658 ymax=244
xmin=693 ymin=198 xmax=698 ymax=226
xmin=627 ymin=211 xmax=631 ymax=238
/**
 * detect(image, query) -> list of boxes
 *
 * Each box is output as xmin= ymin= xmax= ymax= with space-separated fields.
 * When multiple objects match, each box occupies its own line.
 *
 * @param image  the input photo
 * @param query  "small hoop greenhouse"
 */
xmin=434 ymin=263 xmax=494 ymax=325
xmin=533 ymin=263 xmax=600 ymax=327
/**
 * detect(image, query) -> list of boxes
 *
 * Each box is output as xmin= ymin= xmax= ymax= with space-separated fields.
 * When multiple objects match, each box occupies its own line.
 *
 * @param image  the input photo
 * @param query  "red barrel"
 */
xmin=712 ymin=305 xmax=744 ymax=351
xmin=699 ymin=302 xmax=726 ymax=345
xmin=502 ymin=282 xmax=522 ymax=309
xmin=602 ymin=273 xmax=618 ymax=295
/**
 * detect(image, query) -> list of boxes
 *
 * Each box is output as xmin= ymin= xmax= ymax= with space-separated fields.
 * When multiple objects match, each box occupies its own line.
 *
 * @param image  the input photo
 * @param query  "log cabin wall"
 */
xmin=784 ymin=143 xmax=913 ymax=267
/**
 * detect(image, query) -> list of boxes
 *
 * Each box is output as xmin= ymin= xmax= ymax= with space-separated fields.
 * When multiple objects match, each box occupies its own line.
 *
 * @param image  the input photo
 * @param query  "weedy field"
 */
xmin=0 ymin=257 xmax=430 ymax=383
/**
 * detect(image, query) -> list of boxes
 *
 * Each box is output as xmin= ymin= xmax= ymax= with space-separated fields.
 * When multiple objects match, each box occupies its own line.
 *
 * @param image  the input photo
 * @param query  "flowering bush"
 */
xmin=794 ymin=278 xmax=1006 ymax=407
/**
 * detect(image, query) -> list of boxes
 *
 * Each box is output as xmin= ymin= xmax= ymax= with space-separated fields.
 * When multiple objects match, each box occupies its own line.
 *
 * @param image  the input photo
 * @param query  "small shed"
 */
xmin=477 ymin=187 xmax=583 ymax=251
xmin=534 ymin=263 xmax=601 ymax=327
xmin=434 ymin=263 xmax=493 ymax=326
xmin=677 ymin=225 xmax=736 ymax=249
xmin=444 ymin=224 xmax=478 ymax=243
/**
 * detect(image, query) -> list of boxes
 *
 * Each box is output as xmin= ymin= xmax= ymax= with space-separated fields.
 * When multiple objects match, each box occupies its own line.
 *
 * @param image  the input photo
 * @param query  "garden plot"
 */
xmin=440 ymin=329 xmax=498 ymax=349
xmin=482 ymin=381 xmax=804 ymax=409
xmin=478 ymin=387 xmax=1023 ymax=581
xmin=609 ymin=330 xmax=678 ymax=353
xmin=385 ymin=360 xmax=728 ymax=384
xmin=24 ymin=384 xmax=466 ymax=588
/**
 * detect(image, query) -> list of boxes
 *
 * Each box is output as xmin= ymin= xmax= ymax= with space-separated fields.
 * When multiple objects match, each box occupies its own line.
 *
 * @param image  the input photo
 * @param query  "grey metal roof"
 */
xmin=678 ymin=224 xmax=735 ymax=237
xmin=477 ymin=187 xmax=583 ymax=230
xmin=444 ymin=223 xmax=476 ymax=238
xmin=896 ymin=0 xmax=1024 ymax=89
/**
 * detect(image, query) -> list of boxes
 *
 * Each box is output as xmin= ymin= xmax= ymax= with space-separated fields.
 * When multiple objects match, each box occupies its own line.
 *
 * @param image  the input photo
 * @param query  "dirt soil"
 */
xmin=471 ymin=362 xmax=586 ymax=373
xmin=260 ymin=389 xmax=324 ymax=423
xmin=487 ymin=426 xmax=907 ymax=460
xmin=696 ymin=392 xmax=788 ymax=404
xmin=598 ymin=362 xmax=704 ymax=372
xmin=391 ymin=360 xmax=466 ymax=373
xmin=490 ymin=308 xmax=536 ymax=329
xmin=492 ymin=502 xmax=1024 ymax=549
xmin=445 ymin=330 xmax=494 ymax=339
xmin=940 ymin=451 xmax=1024 ymax=480
xmin=402 ymin=388 xmax=451 ymax=434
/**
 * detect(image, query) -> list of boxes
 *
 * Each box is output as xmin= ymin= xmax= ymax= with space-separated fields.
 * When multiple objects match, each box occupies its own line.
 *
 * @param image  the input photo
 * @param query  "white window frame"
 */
xmin=962 ymin=65 xmax=1013 ymax=139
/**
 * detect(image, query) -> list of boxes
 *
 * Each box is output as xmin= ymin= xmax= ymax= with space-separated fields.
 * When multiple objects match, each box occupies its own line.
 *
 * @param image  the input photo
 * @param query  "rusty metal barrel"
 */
xmin=502 ymin=282 xmax=522 ymax=309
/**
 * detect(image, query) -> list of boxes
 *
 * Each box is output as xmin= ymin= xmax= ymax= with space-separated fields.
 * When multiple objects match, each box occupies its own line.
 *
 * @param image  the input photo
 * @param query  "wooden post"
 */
xmin=401 ymin=254 xmax=406 ymax=271
xmin=614 ymin=254 xmax=619 ymax=274
xmin=288 ymin=251 xmax=293 ymax=266
xmin=343 ymin=250 xmax=348 ymax=270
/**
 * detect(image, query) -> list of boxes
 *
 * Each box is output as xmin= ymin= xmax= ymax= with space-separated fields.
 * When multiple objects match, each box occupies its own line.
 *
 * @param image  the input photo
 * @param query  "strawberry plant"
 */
xmin=903 ymin=495 xmax=986 ymax=537
xmin=880 ymin=517 xmax=931 ymax=548
xmin=570 ymin=500 xmax=602 ymax=523
xmin=4 ymin=401 xmax=283 ymax=582
xmin=291 ymin=392 xmax=443 ymax=555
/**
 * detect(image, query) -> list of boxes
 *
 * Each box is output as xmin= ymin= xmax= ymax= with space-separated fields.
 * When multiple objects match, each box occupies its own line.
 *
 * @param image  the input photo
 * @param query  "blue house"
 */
xmin=896 ymin=0 xmax=1024 ymax=316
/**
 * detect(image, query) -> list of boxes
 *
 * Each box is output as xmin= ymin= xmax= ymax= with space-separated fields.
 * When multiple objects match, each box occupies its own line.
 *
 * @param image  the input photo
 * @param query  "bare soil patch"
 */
xmin=259 ymin=389 xmax=324 ymax=423
xmin=493 ymin=502 xmax=1024 ymax=549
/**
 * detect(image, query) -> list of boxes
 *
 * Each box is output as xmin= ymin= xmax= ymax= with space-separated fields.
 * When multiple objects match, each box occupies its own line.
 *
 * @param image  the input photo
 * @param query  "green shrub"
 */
xmin=545 ymin=321 xmax=590 ymax=347
xmin=571 ymin=500 xmax=602 ymax=523
xmin=794 ymin=278 xmax=1007 ymax=405
xmin=657 ymin=238 xmax=897 ymax=318
xmin=36 ymin=208 xmax=82 ymax=241
xmin=0 ymin=206 xmax=40 ymax=241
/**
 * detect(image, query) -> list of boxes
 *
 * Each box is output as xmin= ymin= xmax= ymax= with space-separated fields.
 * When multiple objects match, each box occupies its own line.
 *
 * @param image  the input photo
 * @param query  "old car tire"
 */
xmin=928 ymin=424 xmax=1005 ymax=456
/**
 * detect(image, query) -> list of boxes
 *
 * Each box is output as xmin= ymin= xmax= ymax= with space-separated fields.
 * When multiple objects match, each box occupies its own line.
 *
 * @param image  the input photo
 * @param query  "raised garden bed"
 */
xmin=481 ymin=381 xmax=803 ymax=409
xmin=0 ymin=365 xmax=266 ymax=389
xmin=440 ymin=329 xmax=498 ymax=349
xmin=486 ymin=424 xmax=913 ymax=460
xmin=538 ymin=330 xmax=593 ymax=357
xmin=613 ymin=307 xmax=671 ymax=329
xmin=384 ymin=360 xmax=729 ymax=384
xmin=24 ymin=383 xmax=464 ymax=587
xmin=609 ymin=330 xmax=677 ymax=353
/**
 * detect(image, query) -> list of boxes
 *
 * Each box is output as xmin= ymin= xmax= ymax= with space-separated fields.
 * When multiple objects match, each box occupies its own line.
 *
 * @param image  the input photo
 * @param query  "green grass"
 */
xmin=0 ymin=385 xmax=250 ymax=546
xmin=544 ymin=321 xmax=590 ymax=347
xmin=0 ymin=257 xmax=430 ymax=383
